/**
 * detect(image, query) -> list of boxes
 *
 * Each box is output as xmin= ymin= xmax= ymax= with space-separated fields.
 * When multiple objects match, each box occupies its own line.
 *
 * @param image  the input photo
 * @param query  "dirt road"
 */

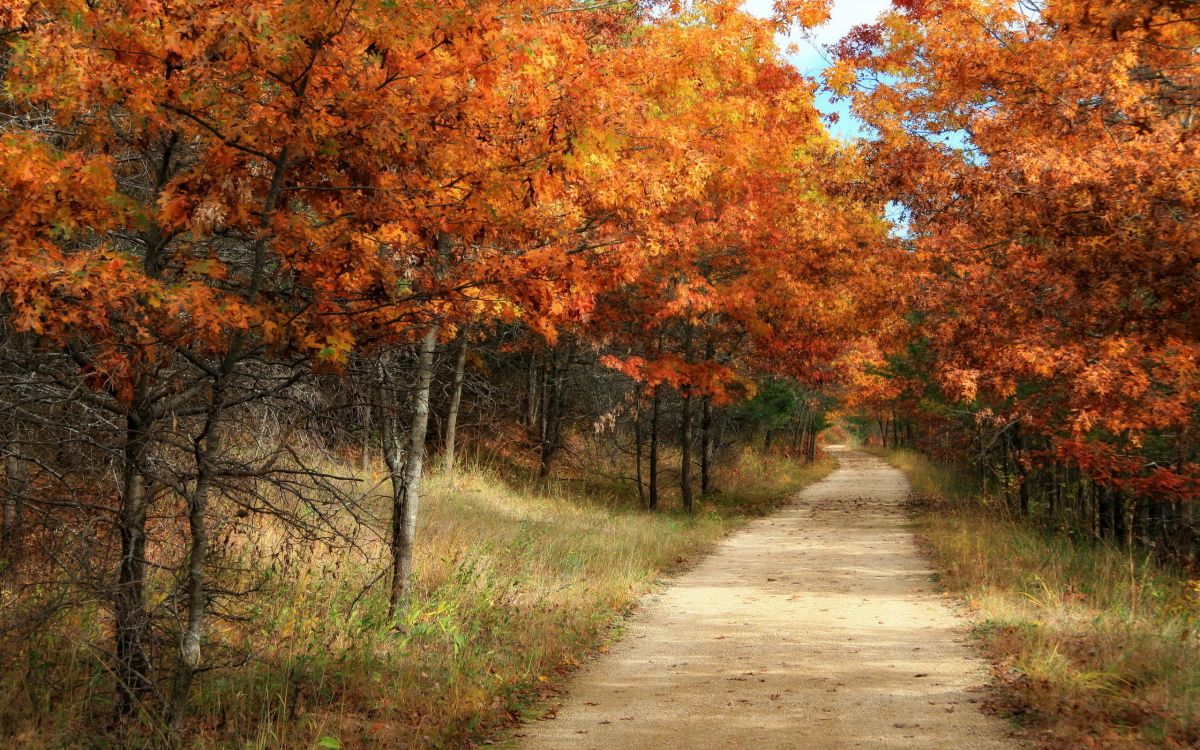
xmin=516 ymin=447 xmax=1020 ymax=749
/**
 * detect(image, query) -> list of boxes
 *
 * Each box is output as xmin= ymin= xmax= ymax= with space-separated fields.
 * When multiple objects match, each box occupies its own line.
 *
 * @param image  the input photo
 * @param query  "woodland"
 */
xmin=0 ymin=0 xmax=1196 ymax=747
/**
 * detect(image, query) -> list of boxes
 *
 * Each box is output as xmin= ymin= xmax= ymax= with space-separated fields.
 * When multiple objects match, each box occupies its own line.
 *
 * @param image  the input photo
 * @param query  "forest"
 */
xmin=0 ymin=0 xmax=1196 ymax=748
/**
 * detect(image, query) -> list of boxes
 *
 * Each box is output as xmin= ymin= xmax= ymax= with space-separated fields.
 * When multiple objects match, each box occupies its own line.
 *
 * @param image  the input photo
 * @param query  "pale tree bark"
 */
xmin=168 ymin=396 xmax=224 ymax=729
xmin=387 ymin=325 xmax=438 ymax=617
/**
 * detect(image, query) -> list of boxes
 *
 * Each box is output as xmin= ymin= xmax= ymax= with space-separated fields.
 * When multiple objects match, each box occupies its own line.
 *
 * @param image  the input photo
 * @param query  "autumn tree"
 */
xmin=0 ymin=0 xmax=894 ymax=739
xmin=580 ymin=1 xmax=893 ymax=508
xmin=834 ymin=0 xmax=1200 ymax=554
xmin=0 ymin=0 xmax=646 ymax=723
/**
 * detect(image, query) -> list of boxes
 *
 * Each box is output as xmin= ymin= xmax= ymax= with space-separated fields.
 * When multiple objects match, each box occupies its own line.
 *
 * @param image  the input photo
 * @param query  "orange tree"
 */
xmin=833 ymin=0 xmax=1200 ymax=547
xmin=589 ymin=1 xmax=896 ymax=508
xmin=0 ymin=0 xmax=898 ymax=733
xmin=0 ymin=0 xmax=670 ymax=724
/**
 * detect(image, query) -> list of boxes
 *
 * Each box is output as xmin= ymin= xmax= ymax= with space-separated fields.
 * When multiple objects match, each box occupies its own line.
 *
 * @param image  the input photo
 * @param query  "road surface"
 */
xmin=516 ymin=447 xmax=1020 ymax=750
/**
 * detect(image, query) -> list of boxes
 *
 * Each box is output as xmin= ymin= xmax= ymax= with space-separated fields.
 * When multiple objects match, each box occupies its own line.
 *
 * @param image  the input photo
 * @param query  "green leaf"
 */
xmin=316 ymin=737 xmax=341 ymax=750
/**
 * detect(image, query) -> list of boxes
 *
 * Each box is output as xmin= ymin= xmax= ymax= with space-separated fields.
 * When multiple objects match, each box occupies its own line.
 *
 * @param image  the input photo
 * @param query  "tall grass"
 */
xmin=0 ymin=448 xmax=832 ymax=749
xmin=881 ymin=448 xmax=1200 ymax=749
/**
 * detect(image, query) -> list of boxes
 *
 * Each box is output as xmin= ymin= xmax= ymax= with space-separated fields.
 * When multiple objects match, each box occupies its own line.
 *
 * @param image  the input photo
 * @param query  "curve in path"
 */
xmin=516 ymin=447 xmax=1021 ymax=750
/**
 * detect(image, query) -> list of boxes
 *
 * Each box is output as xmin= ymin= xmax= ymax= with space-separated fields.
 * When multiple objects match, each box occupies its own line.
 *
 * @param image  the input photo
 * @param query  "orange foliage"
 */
xmin=836 ymin=0 xmax=1200 ymax=497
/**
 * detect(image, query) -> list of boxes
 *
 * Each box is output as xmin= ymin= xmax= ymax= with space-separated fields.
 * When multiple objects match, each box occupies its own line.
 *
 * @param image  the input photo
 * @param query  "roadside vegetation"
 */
xmin=4 ymin=0 xmax=1197 ymax=746
xmin=1 ymin=446 xmax=831 ymax=749
xmin=881 ymin=449 xmax=1200 ymax=749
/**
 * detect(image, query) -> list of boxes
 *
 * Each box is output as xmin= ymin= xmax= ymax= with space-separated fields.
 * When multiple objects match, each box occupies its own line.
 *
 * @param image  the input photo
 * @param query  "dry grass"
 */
xmin=880 ymin=449 xmax=1200 ymax=749
xmin=0 ymin=447 xmax=833 ymax=749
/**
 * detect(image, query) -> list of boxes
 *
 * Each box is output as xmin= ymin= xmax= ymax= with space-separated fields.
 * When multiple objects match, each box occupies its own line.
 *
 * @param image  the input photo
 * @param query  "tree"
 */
xmin=0 ymin=0 xmax=649 ymax=722
xmin=835 ymin=0 xmax=1200 ymax=555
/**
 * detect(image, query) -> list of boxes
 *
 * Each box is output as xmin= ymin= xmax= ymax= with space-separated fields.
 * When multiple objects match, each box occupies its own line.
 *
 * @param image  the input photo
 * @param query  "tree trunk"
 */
xmin=538 ymin=347 xmax=569 ymax=478
xmin=387 ymin=326 xmax=438 ymax=617
xmin=1145 ymin=496 xmax=1162 ymax=555
xmin=1001 ymin=430 xmax=1011 ymax=509
xmin=359 ymin=399 xmax=372 ymax=473
xmin=115 ymin=403 xmax=154 ymax=719
xmin=1089 ymin=480 xmax=1099 ymax=538
xmin=1113 ymin=487 xmax=1128 ymax=546
xmin=539 ymin=356 xmax=551 ymax=446
xmin=441 ymin=331 xmax=469 ymax=477
xmin=1 ymin=441 xmax=26 ymax=570
xmin=648 ymin=385 xmax=661 ymax=511
xmin=1049 ymin=462 xmax=1060 ymax=519
xmin=700 ymin=397 xmax=714 ymax=494
xmin=1132 ymin=495 xmax=1146 ymax=549
xmin=1013 ymin=423 xmax=1029 ymax=516
xmin=633 ymin=396 xmax=646 ymax=505
xmin=1166 ymin=498 xmax=1182 ymax=560
xmin=525 ymin=351 xmax=539 ymax=433
xmin=679 ymin=325 xmax=696 ymax=510
xmin=1097 ymin=484 xmax=1111 ymax=540
xmin=680 ymin=391 xmax=694 ymax=512
xmin=169 ymin=397 xmax=224 ymax=729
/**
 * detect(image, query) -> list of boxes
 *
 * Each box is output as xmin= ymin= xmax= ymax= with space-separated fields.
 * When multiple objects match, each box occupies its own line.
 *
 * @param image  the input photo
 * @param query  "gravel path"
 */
xmin=515 ymin=447 xmax=1021 ymax=749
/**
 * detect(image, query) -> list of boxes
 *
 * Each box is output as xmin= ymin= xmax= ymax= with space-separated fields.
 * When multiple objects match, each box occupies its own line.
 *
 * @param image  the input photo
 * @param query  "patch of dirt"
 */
xmin=515 ymin=447 xmax=1023 ymax=749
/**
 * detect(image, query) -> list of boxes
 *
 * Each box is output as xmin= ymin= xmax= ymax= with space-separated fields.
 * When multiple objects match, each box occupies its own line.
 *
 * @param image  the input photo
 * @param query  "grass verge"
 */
xmin=0 ymin=448 xmax=833 ymax=749
xmin=877 ymin=448 xmax=1200 ymax=749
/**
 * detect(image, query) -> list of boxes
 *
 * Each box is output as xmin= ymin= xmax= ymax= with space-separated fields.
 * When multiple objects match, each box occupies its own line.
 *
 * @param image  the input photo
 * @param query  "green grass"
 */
xmin=870 ymin=447 xmax=983 ymax=501
xmin=878 ymin=448 xmax=1200 ymax=749
xmin=0 ymin=448 xmax=833 ymax=749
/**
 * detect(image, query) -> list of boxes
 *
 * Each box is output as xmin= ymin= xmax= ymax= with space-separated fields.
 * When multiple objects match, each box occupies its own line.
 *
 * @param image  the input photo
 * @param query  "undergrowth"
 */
xmin=880 ymin=448 xmax=1200 ymax=749
xmin=0 ymin=448 xmax=832 ymax=749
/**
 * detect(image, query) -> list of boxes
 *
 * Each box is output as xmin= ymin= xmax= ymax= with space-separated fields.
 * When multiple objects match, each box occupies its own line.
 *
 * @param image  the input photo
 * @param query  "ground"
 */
xmin=513 ymin=447 xmax=1023 ymax=749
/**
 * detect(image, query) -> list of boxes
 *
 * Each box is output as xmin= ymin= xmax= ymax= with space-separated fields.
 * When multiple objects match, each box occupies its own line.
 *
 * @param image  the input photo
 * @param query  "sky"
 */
xmin=741 ymin=0 xmax=893 ymax=140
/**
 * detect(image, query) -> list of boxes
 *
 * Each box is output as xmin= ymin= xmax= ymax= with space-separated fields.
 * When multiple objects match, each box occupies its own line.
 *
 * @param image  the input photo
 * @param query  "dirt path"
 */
xmin=516 ymin=447 xmax=1021 ymax=749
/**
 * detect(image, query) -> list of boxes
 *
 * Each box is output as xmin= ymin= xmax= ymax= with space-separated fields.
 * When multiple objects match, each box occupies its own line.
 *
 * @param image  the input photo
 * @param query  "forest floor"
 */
xmin=511 ymin=447 xmax=1023 ymax=749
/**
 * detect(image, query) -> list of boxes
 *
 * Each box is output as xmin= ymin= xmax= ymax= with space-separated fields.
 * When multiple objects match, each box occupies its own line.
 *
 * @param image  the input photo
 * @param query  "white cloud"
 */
xmin=742 ymin=0 xmax=892 ymax=74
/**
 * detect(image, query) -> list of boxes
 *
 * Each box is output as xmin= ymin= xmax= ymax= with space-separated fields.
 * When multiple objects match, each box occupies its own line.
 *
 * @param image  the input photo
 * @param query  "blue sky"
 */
xmin=741 ymin=0 xmax=892 ymax=140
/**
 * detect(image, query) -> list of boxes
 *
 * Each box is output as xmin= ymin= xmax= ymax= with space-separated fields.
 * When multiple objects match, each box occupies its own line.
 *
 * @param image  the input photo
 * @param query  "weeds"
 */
xmin=883 ymin=449 xmax=1200 ymax=749
xmin=0 ymin=449 xmax=832 ymax=748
